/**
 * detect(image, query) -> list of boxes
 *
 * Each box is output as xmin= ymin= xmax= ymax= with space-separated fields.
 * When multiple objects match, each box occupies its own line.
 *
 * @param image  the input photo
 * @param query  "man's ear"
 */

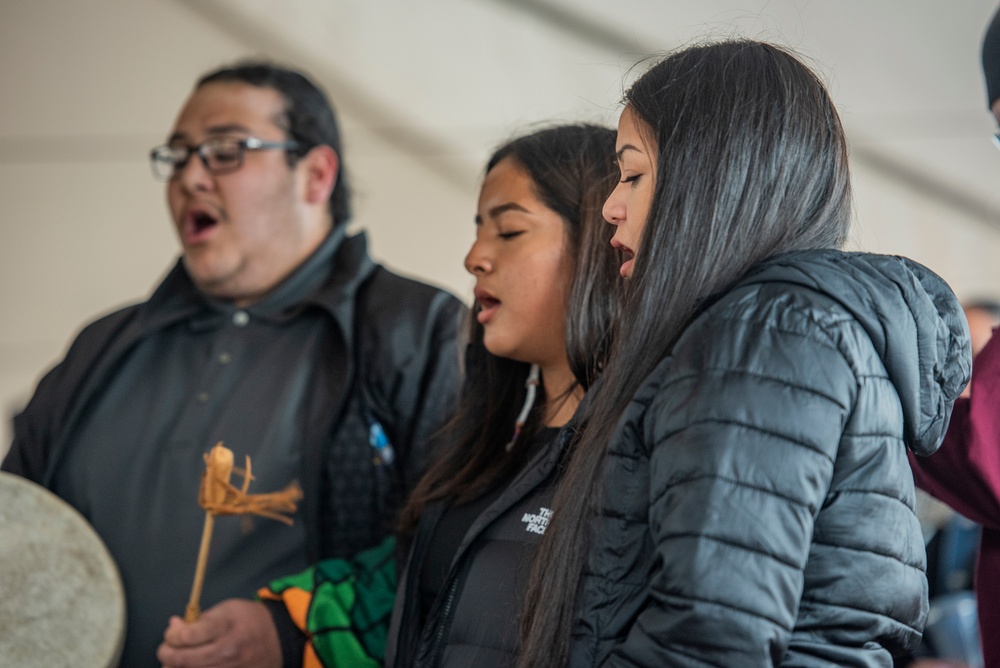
xmin=300 ymin=145 xmax=338 ymax=205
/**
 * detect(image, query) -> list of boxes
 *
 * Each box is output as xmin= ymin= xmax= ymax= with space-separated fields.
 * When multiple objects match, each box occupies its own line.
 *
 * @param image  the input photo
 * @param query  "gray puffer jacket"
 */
xmin=572 ymin=251 xmax=970 ymax=667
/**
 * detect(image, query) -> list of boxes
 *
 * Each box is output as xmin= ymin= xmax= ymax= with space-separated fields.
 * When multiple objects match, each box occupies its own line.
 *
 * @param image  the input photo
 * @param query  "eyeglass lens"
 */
xmin=150 ymin=139 xmax=246 ymax=180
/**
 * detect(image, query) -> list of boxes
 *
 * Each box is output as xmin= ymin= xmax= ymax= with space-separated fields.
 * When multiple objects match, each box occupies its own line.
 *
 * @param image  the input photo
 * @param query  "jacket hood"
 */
xmin=738 ymin=250 xmax=971 ymax=456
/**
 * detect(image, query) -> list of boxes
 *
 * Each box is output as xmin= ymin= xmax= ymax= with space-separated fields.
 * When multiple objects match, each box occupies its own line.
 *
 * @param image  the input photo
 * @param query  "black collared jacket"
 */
xmin=4 ymin=231 xmax=465 ymax=564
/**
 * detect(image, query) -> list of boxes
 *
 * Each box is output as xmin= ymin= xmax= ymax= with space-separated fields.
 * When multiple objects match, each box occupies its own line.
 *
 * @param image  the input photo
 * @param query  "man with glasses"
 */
xmin=906 ymin=7 xmax=1000 ymax=667
xmin=2 ymin=61 xmax=463 ymax=667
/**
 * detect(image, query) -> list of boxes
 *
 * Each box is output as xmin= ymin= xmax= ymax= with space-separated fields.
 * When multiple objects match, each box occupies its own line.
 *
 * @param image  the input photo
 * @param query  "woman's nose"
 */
xmin=603 ymin=185 xmax=624 ymax=226
xmin=464 ymin=241 xmax=493 ymax=275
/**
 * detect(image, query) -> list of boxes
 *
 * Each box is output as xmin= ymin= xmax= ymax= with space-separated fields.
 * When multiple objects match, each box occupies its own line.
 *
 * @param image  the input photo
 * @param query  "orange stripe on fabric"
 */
xmin=257 ymin=587 xmax=281 ymax=602
xmin=281 ymin=587 xmax=313 ymax=630
xmin=304 ymin=643 xmax=321 ymax=668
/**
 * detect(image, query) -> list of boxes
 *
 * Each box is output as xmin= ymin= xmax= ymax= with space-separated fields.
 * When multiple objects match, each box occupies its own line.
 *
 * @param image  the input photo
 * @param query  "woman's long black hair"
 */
xmin=397 ymin=123 xmax=623 ymax=531
xmin=518 ymin=40 xmax=853 ymax=667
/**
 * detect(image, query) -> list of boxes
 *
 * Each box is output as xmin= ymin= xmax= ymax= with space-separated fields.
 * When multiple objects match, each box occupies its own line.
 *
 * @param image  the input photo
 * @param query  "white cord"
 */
xmin=506 ymin=363 xmax=540 ymax=452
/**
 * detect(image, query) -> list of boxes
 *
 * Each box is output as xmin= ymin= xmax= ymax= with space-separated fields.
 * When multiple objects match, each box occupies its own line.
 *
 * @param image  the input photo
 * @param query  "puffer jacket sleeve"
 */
xmin=606 ymin=291 xmax=860 ymax=666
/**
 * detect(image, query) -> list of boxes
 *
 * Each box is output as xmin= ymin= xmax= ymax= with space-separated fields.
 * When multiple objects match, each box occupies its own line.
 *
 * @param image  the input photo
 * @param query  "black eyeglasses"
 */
xmin=149 ymin=136 xmax=301 ymax=181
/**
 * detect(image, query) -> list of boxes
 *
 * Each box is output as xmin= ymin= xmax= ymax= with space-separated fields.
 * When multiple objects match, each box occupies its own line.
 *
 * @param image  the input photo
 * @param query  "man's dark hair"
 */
xmin=197 ymin=60 xmax=351 ymax=226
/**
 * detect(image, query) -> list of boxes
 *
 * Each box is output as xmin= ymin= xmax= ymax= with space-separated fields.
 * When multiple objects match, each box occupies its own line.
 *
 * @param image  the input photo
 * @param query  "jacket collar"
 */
xmin=131 ymin=226 xmax=377 ymax=347
xmin=41 ymin=227 xmax=379 ymax=492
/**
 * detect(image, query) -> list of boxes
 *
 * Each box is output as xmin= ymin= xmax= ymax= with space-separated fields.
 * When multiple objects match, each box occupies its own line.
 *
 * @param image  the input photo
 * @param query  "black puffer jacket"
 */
xmin=571 ymin=251 xmax=970 ymax=667
xmin=386 ymin=429 xmax=564 ymax=668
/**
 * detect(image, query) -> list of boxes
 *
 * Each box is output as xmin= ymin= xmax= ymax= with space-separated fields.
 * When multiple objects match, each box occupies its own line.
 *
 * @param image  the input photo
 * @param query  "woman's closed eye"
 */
xmin=498 ymin=230 xmax=525 ymax=240
xmin=620 ymin=174 xmax=641 ymax=185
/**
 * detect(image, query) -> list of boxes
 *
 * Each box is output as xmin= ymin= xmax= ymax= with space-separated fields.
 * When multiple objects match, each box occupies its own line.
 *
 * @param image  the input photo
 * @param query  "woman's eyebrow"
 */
xmin=474 ymin=202 xmax=531 ymax=226
xmin=616 ymin=144 xmax=641 ymax=161
xmin=488 ymin=202 xmax=530 ymax=218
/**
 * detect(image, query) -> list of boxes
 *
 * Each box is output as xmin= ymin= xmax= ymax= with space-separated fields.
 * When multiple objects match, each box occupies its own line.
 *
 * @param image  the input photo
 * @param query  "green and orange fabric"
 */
xmin=258 ymin=536 xmax=397 ymax=668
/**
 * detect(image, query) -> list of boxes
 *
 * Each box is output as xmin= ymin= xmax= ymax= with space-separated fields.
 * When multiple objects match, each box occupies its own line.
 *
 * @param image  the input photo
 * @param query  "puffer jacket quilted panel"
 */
xmin=571 ymin=251 xmax=970 ymax=668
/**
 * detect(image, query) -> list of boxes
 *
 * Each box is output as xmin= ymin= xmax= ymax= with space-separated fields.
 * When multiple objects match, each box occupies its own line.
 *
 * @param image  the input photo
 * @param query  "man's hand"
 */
xmin=157 ymin=599 xmax=282 ymax=668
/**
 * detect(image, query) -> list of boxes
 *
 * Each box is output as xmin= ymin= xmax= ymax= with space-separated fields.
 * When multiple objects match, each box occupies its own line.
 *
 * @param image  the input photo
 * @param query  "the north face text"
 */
xmin=521 ymin=507 xmax=552 ymax=534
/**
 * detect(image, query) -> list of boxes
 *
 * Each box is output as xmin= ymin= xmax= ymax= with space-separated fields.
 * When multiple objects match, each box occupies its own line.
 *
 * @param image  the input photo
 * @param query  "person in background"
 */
xmin=962 ymin=300 xmax=1000 ymax=367
xmin=2 ymin=60 xmax=463 ymax=667
xmin=907 ymin=7 xmax=1000 ymax=667
xmin=516 ymin=40 xmax=969 ymax=667
xmin=899 ymin=301 xmax=999 ymax=668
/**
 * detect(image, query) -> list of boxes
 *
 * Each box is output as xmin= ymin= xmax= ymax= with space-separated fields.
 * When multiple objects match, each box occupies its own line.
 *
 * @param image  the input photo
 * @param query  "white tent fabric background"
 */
xmin=2 ymin=0 xmax=999 ymax=454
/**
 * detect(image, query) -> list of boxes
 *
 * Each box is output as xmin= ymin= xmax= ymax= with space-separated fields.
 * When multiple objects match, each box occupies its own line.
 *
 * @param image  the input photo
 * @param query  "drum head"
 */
xmin=0 ymin=472 xmax=125 ymax=667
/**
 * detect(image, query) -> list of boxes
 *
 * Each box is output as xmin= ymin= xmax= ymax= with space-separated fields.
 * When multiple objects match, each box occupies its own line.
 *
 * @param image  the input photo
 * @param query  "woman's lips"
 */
xmin=475 ymin=289 xmax=500 ymax=324
xmin=477 ymin=303 xmax=499 ymax=324
xmin=611 ymin=239 xmax=635 ymax=278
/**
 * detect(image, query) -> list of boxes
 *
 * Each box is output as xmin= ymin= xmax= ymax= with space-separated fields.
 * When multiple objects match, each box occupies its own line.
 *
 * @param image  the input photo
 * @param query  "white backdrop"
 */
xmin=2 ymin=0 xmax=1000 ymax=454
